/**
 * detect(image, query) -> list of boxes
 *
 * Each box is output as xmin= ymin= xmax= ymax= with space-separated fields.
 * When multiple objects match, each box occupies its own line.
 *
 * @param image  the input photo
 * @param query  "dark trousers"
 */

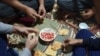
xmin=57 ymin=0 xmax=93 ymax=12
xmin=73 ymin=29 xmax=100 ymax=56
xmin=0 ymin=34 xmax=18 ymax=56
xmin=0 ymin=0 xmax=54 ymax=18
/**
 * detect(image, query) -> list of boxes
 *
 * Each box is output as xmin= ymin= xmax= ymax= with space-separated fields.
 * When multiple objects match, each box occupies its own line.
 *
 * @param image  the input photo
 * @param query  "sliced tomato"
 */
xmin=41 ymin=32 xmax=54 ymax=41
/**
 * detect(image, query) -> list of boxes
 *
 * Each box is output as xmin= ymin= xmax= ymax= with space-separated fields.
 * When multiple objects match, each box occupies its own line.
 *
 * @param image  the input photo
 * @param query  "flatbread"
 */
xmin=58 ymin=28 xmax=69 ymax=36
xmin=34 ymin=50 xmax=46 ymax=56
xmin=44 ymin=41 xmax=62 ymax=56
xmin=51 ymin=41 xmax=62 ymax=51
xmin=28 ymin=33 xmax=36 ymax=38
xmin=45 ymin=45 xmax=57 ymax=56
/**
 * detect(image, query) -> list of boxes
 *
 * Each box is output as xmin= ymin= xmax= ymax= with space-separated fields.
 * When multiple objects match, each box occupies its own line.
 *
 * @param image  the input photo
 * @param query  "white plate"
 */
xmin=39 ymin=28 xmax=57 ymax=41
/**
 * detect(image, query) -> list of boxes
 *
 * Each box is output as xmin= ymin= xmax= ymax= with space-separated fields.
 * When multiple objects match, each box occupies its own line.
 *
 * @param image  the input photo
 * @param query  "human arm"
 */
xmin=39 ymin=0 xmax=44 ymax=6
xmin=38 ymin=0 xmax=46 ymax=19
xmin=20 ymin=33 xmax=38 ymax=56
xmin=0 ymin=22 xmax=13 ymax=34
xmin=1 ymin=0 xmax=40 ymax=19
xmin=63 ymin=38 xmax=83 ymax=47
xmin=0 ymin=22 xmax=38 ymax=34
xmin=63 ymin=38 xmax=100 ymax=50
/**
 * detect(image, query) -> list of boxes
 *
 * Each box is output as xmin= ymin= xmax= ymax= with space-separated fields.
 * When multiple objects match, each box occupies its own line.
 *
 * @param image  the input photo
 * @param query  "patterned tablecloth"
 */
xmin=32 ymin=18 xmax=76 ymax=56
xmin=7 ymin=18 xmax=76 ymax=56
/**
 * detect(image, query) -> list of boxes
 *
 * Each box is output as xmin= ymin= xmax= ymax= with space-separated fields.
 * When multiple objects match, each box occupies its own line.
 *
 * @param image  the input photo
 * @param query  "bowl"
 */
xmin=39 ymin=28 xmax=57 ymax=42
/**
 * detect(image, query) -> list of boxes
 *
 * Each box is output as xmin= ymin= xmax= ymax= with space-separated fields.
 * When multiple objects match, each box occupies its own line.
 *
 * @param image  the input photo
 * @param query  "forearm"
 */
xmin=0 ymin=22 xmax=13 ymax=34
xmin=1 ymin=0 xmax=30 ymax=12
xmin=39 ymin=0 xmax=44 ymax=6
xmin=20 ymin=48 xmax=31 ymax=56
xmin=73 ymin=38 xmax=100 ymax=49
xmin=0 ymin=22 xmax=23 ymax=34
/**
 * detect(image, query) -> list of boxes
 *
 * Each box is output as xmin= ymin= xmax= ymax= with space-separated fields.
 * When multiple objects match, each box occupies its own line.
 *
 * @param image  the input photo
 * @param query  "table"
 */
xmin=33 ymin=18 xmax=76 ymax=56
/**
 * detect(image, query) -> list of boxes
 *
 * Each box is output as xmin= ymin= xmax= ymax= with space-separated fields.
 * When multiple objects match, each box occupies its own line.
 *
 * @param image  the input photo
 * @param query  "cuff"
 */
xmin=0 ymin=22 xmax=13 ymax=34
xmin=82 ymin=38 xmax=90 ymax=46
xmin=20 ymin=48 xmax=31 ymax=56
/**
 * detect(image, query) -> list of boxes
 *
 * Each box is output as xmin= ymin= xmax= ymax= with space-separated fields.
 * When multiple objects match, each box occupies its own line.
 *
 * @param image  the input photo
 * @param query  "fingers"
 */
xmin=43 ymin=10 xmax=46 ymax=16
xmin=63 ymin=38 xmax=73 ymax=46
xmin=38 ymin=9 xmax=41 ymax=15
xmin=31 ymin=15 xmax=36 ymax=20
xmin=25 ymin=31 xmax=29 ymax=35
xmin=29 ymin=11 xmax=40 ymax=19
xmin=38 ymin=9 xmax=46 ymax=19
xmin=27 ymin=33 xmax=35 ymax=40
xmin=41 ymin=10 xmax=46 ymax=17
xmin=23 ymin=27 xmax=39 ymax=35
xmin=38 ymin=11 xmax=44 ymax=19
xmin=28 ymin=33 xmax=38 ymax=44
xmin=42 ymin=12 xmax=46 ymax=18
xmin=27 ymin=33 xmax=38 ymax=43
xmin=33 ymin=13 xmax=41 ymax=19
xmin=32 ymin=37 xmax=38 ymax=44
xmin=33 ymin=10 xmax=46 ymax=19
xmin=28 ymin=28 xmax=39 ymax=34
xmin=62 ymin=42 xmax=65 ymax=47
xmin=27 ymin=33 xmax=38 ymax=49
xmin=64 ymin=39 xmax=69 ymax=43
xmin=62 ymin=39 xmax=69 ymax=47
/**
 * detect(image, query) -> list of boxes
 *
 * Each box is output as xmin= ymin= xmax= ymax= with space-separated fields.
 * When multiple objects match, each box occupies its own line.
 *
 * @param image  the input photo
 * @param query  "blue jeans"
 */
xmin=57 ymin=0 xmax=93 ymax=12
xmin=0 ymin=34 xmax=18 ymax=56
xmin=0 ymin=0 xmax=54 ymax=18
xmin=72 ymin=29 xmax=100 ymax=56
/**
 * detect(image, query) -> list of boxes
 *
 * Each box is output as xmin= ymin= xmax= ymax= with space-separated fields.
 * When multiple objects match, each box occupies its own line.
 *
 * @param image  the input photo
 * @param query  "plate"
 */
xmin=39 ymin=28 xmax=57 ymax=42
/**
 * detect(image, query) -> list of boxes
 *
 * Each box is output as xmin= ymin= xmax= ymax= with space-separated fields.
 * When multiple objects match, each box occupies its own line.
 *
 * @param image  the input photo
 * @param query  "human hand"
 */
xmin=62 ymin=38 xmax=83 ymax=47
xmin=25 ymin=7 xmax=41 ymax=20
xmin=38 ymin=5 xmax=46 ymax=19
xmin=25 ymin=33 xmax=38 ymax=50
xmin=13 ymin=25 xmax=38 ymax=35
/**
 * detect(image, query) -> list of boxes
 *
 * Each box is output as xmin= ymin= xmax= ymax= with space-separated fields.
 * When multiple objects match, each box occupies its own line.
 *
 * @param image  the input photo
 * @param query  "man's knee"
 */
xmin=57 ymin=0 xmax=73 ymax=11
xmin=57 ymin=0 xmax=65 ymax=7
xmin=0 ymin=3 xmax=16 ymax=18
xmin=44 ymin=0 xmax=55 ymax=12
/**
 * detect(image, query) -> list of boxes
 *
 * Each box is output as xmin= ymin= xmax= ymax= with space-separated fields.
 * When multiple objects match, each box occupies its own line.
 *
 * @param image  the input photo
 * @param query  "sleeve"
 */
xmin=82 ymin=38 xmax=100 ymax=50
xmin=0 ymin=22 xmax=13 ymax=34
xmin=20 ymin=48 xmax=32 ymax=56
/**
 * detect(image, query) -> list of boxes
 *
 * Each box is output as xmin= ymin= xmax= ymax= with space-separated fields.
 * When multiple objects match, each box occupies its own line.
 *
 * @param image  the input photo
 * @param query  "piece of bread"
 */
xmin=45 ymin=45 xmax=57 ymax=56
xmin=58 ymin=28 xmax=69 ymax=36
xmin=51 ymin=41 xmax=62 ymax=51
xmin=28 ymin=33 xmax=36 ymax=37
xmin=34 ymin=50 xmax=46 ymax=56
xmin=31 ymin=33 xmax=35 ymax=36
xmin=45 ymin=41 xmax=62 ymax=56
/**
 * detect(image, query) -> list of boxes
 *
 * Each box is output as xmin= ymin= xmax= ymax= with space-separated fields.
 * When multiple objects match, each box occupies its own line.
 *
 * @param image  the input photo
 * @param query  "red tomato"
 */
xmin=41 ymin=32 xmax=54 ymax=41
